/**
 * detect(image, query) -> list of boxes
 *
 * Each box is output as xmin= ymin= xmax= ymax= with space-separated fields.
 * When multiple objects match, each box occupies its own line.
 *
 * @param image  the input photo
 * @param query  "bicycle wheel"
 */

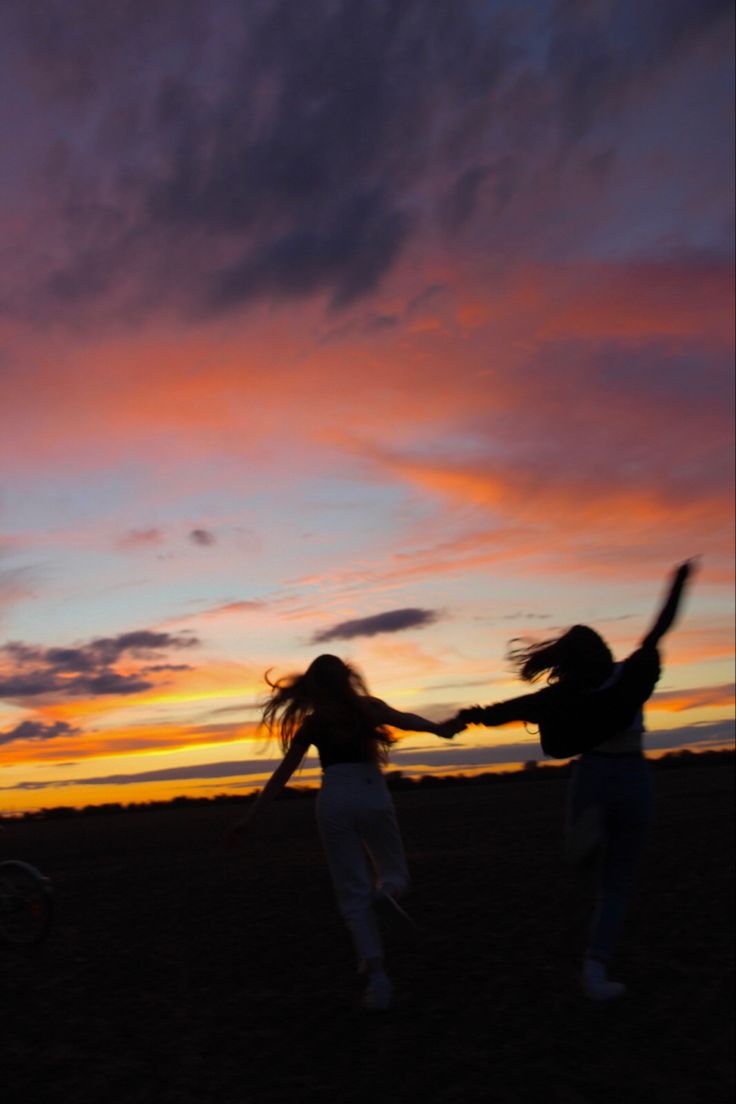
xmin=0 ymin=860 xmax=52 ymax=945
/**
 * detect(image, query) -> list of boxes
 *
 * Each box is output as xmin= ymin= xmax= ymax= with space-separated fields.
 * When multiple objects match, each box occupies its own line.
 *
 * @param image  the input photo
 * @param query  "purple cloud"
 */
xmin=0 ymin=630 xmax=198 ymax=699
xmin=0 ymin=719 xmax=79 ymax=747
xmin=189 ymin=528 xmax=216 ymax=547
xmin=312 ymin=607 xmax=439 ymax=643
xmin=3 ymin=1 xmax=729 ymax=326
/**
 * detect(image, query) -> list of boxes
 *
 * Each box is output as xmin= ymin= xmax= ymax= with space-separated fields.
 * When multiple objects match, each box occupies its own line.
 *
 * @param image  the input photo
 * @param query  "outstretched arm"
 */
xmin=640 ymin=560 xmax=696 ymax=650
xmin=439 ymin=690 xmax=551 ymax=735
xmin=225 ymin=741 xmax=306 ymax=844
xmin=367 ymin=697 xmax=451 ymax=738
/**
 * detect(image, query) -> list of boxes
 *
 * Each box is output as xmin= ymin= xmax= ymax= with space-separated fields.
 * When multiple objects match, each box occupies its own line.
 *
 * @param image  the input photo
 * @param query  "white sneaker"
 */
xmin=582 ymin=958 xmax=626 ymax=1002
xmin=362 ymin=970 xmax=392 ymax=1011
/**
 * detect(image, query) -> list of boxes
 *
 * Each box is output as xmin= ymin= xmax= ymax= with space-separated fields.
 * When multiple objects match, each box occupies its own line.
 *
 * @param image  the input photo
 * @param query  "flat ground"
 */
xmin=1 ymin=762 xmax=733 ymax=1104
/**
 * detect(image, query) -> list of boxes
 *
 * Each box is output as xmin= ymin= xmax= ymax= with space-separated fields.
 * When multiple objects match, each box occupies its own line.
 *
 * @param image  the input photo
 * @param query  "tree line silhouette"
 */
xmin=4 ymin=747 xmax=731 ymax=822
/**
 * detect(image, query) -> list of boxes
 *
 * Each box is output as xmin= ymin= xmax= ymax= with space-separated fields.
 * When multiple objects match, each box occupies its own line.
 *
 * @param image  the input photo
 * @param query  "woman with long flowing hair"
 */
xmin=446 ymin=561 xmax=695 ymax=1001
xmin=227 ymin=653 xmax=450 ymax=1010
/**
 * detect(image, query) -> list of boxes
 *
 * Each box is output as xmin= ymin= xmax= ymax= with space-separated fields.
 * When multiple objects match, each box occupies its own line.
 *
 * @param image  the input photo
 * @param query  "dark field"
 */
xmin=2 ymin=762 xmax=733 ymax=1104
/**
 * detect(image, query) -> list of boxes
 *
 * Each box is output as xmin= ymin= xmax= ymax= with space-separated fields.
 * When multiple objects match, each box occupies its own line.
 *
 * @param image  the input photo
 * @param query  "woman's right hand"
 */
xmin=642 ymin=558 xmax=699 ymax=650
xmin=435 ymin=719 xmax=459 ymax=739
xmin=437 ymin=712 xmax=476 ymax=737
xmin=674 ymin=559 xmax=695 ymax=582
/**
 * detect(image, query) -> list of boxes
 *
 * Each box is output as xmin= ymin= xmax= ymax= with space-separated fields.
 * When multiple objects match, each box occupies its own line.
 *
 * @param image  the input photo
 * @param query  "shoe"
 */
xmin=374 ymin=888 xmax=417 ymax=930
xmin=582 ymin=958 xmax=626 ymax=1002
xmin=362 ymin=970 xmax=392 ymax=1011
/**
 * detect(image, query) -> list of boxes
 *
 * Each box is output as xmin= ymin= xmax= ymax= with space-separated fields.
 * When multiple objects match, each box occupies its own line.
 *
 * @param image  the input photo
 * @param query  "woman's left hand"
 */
xmin=435 ymin=715 xmax=465 ymax=738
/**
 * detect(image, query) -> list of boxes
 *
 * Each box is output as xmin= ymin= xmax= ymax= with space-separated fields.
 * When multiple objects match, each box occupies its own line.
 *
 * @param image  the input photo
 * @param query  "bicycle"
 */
xmin=0 ymin=860 xmax=53 ymax=945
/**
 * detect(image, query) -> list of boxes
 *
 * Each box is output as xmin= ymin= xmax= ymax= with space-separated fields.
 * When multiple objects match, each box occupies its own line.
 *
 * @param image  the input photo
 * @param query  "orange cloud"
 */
xmin=650 ymin=684 xmax=735 ymax=712
xmin=290 ymin=454 xmax=730 ymax=593
xmin=540 ymin=261 xmax=734 ymax=344
xmin=1 ymin=716 xmax=263 ymax=767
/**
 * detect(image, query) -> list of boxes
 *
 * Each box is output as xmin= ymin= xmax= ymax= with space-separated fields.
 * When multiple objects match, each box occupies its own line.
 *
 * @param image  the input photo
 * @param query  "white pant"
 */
xmin=316 ymin=762 xmax=409 ymax=962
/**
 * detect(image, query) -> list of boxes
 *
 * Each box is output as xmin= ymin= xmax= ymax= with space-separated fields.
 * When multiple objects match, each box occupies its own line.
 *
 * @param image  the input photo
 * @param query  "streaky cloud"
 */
xmin=0 ymin=630 xmax=199 ymax=699
xmin=117 ymin=528 xmax=164 ymax=550
xmin=313 ymin=607 xmax=439 ymax=643
xmin=0 ymin=719 xmax=79 ymax=747
xmin=9 ymin=0 xmax=730 ymax=325
xmin=2 ymin=721 xmax=732 ymax=792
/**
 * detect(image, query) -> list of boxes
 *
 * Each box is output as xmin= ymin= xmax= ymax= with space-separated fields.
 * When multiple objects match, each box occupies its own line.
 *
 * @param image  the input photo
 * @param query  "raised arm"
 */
xmin=640 ymin=560 xmax=696 ymax=650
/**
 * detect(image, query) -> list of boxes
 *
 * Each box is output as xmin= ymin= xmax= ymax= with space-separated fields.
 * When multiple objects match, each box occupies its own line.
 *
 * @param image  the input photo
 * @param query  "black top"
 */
xmin=474 ymin=646 xmax=659 ymax=725
xmin=468 ymin=645 xmax=661 ymax=758
xmin=292 ymin=708 xmax=383 ymax=770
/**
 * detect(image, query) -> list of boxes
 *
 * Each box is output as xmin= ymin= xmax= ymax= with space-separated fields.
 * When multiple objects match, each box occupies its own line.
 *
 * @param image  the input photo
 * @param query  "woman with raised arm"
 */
xmin=448 ymin=561 xmax=695 ymax=1001
xmin=226 ymin=653 xmax=451 ymax=1011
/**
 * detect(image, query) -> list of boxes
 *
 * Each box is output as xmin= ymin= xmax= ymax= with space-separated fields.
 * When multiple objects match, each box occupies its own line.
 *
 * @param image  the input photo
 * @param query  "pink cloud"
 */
xmin=0 ymin=567 xmax=37 ymax=621
xmin=117 ymin=528 xmax=164 ymax=550
xmin=539 ymin=260 xmax=734 ymax=344
xmin=1 ymin=248 xmax=732 ymax=600
xmin=2 ymin=248 xmax=732 ymax=474
xmin=651 ymin=683 xmax=735 ymax=713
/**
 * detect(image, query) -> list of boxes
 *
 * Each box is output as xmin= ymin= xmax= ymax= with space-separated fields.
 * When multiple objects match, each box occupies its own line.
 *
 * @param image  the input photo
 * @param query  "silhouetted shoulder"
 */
xmin=620 ymin=645 xmax=661 ymax=685
xmin=293 ymin=715 xmax=318 ymax=747
xmin=363 ymin=696 xmax=389 ymax=719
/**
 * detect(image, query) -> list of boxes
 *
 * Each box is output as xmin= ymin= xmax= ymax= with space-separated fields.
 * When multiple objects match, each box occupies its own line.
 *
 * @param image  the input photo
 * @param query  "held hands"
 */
xmin=435 ymin=719 xmax=460 ymax=739
xmin=435 ymin=708 xmax=485 ymax=738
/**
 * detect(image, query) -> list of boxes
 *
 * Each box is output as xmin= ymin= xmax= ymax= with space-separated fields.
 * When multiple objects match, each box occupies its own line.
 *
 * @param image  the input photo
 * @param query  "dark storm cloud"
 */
xmin=439 ymin=159 xmax=519 ymax=231
xmin=0 ymin=630 xmax=198 ymax=699
xmin=209 ymin=188 xmax=412 ymax=311
xmin=135 ymin=0 xmax=512 ymax=313
xmin=2 ymin=0 xmax=731 ymax=324
xmin=10 ymin=1 xmax=207 ymax=105
xmin=312 ymin=607 xmax=439 ymax=643
xmin=547 ymin=0 xmax=733 ymax=141
xmin=0 ymin=719 xmax=79 ymax=747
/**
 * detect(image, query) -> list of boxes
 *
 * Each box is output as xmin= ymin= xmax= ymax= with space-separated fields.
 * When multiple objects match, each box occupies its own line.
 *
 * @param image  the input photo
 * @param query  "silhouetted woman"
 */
xmin=449 ymin=561 xmax=695 ymax=1000
xmin=227 ymin=653 xmax=449 ymax=1010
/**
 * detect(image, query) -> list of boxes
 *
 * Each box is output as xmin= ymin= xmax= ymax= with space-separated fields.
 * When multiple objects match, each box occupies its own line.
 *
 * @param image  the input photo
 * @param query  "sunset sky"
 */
xmin=1 ymin=1 xmax=734 ymax=814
